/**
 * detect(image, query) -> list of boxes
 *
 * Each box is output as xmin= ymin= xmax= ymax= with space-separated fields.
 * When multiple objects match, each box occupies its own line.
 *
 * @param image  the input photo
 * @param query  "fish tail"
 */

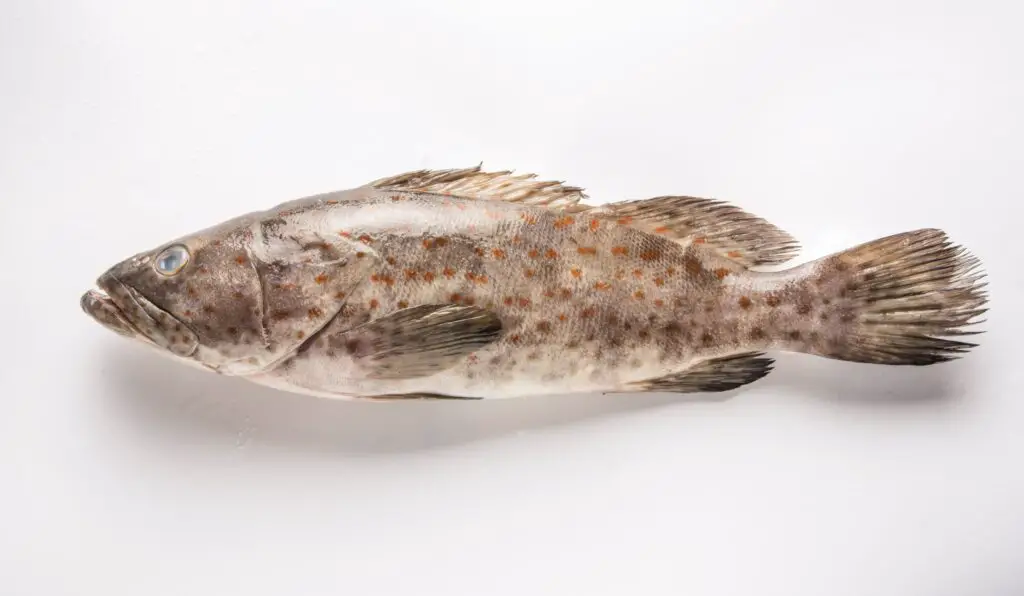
xmin=769 ymin=229 xmax=988 ymax=365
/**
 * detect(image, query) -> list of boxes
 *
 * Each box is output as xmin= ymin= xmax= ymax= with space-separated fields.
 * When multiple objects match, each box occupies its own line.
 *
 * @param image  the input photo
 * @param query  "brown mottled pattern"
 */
xmin=81 ymin=167 xmax=987 ymax=400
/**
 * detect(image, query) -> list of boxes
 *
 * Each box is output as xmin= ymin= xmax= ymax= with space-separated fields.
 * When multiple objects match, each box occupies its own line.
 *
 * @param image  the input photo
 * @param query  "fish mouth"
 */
xmin=81 ymin=273 xmax=199 ymax=357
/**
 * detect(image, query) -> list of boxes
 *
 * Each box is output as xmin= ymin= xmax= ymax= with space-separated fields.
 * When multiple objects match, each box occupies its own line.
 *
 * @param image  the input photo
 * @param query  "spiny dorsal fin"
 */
xmin=628 ymin=352 xmax=774 ymax=393
xmin=583 ymin=196 xmax=800 ymax=267
xmin=367 ymin=165 xmax=588 ymax=209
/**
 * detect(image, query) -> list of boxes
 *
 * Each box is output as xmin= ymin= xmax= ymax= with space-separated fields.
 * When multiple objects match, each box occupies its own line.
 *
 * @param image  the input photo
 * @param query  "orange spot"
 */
xmin=654 ymin=277 xmax=665 ymax=287
xmin=589 ymin=219 xmax=600 ymax=231
xmin=558 ymin=313 xmax=568 ymax=322
xmin=475 ymin=248 xmax=485 ymax=257
xmin=370 ymin=273 xmax=381 ymax=283
xmin=537 ymin=321 xmax=551 ymax=332
xmin=504 ymin=297 xmax=514 ymax=306
xmin=325 ymin=199 xmax=339 ymax=205
xmin=308 ymin=307 xmax=324 ymax=319
xmin=654 ymin=299 xmax=665 ymax=307
xmin=617 ymin=216 xmax=634 ymax=225
xmin=235 ymin=255 xmax=247 ymax=264
xmin=315 ymin=273 xmax=329 ymax=284
xmin=356 ymin=252 xmax=366 ymax=258
xmin=577 ymin=246 xmax=597 ymax=256
xmin=422 ymin=239 xmax=434 ymax=249
xmin=335 ymin=291 xmax=346 ymax=299
xmin=570 ymin=268 xmax=582 ymax=278
xmin=386 ymin=256 xmax=397 ymax=266
xmin=528 ymin=249 xmax=540 ymax=259
xmin=640 ymin=250 xmax=661 ymax=261
xmin=296 ymin=330 xmax=305 ymax=339
xmin=423 ymin=271 xmax=435 ymax=283
xmin=380 ymin=274 xmax=395 ymax=287
xmin=615 ymin=270 xmax=625 ymax=280
xmin=738 ymin=296 xmax=752 ymax=309
xmin=398 ymin=300 xmax=409 ymax=308
xmin=475 ymin=275 xmax=489 ymax=285
xmin=435 ymin=237 xmax=449 ymax=247
xmin=581 ymin=307 xmax=596 ymax=318
xmin=560 ymin=288 xmax=572 ymax=299
xmin=358 ymin=234 xmax=372 ymax=244
xmin=450 ymin=293 xmax=462 ymax=303
xmin=634 ymin=290 xmax=645 ymax=300
xmin=693 ymin=237 xmax=707 ymax=244
xmin=520 ymin=212 xmax=538 ymax=225
xmin=405 ymin=269 xmax=417 ymax=279
xmin=666 ymin=266 xmax=677 ymax=276
xmin=544 ymin=289 xmax=555 ymax=298
xmin=653 ymin=226 xmax=670 ymax=234
xmin=492 ymin=248 xmax=506 ymax=259
xmin=443 ymin=267 xmax=455 ymax=279
xmin=369 ymin=299 xmax=379 ymax=309
xmin=525 ymin=269 xmax=535 ymax=278
xmin=545 ymin=248 xmax=558 ymax=259
xmin=339 ymin=231 xmax=352 ymax=238
xmin=553 ymin=216 xmax=575 ymax=229
xmin=518 ymin=298 xmax=531 ymax=307
xmin=714 ymin=268 xmax=730 ymax=279
xmin=727 ymin=250 xmax=742 ymax=258
xmin=611 ymin=246 xmax=629 ymax=256
xmin=465 ymin=272 xmax=476 ymax=282
xmin=594 ymin=281 xmax=611 ymax=290
xmin=510 ymin=334 xmax=521 ymax=344
xmin=766 ymin=295 xmax=781 ymax=307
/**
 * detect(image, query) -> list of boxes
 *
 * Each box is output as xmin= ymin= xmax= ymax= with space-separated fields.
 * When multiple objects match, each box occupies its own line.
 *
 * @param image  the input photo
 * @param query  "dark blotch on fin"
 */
xmin=630 ymin=352 xmax=774 ymax=393
xmin=332 ymin=304 xmax=502 ymax=380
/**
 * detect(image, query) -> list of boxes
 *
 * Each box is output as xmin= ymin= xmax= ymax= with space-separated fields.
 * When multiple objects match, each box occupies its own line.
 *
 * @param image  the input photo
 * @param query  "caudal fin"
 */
xmin=808 ymin=229 xmax=988 ymax=365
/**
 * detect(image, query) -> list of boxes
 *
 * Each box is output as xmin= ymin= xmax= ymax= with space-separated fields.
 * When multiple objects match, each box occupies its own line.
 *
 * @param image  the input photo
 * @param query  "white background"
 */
xmin=2 ymin=1 xmax=1022 ymax=594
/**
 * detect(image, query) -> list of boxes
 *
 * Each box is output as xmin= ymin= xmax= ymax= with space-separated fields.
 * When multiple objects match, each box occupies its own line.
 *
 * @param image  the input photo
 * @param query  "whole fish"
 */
xmin=81 ymin=166 xmax=988 ymax=400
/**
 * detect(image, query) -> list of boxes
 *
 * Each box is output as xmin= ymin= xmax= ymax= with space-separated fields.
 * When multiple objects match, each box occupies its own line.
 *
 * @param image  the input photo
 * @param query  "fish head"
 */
xmin=81 ymin=203 xmax=376 ymax=375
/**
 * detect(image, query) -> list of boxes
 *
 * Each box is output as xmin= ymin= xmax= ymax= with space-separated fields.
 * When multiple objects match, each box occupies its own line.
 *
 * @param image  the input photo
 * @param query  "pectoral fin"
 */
xmin=331 ymin=304 xmax=503 ymax=380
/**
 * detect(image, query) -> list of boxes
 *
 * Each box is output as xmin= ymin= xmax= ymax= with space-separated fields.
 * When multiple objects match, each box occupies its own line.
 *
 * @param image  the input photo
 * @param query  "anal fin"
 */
xmin=629 ymin=352 xmax=774 ymax=393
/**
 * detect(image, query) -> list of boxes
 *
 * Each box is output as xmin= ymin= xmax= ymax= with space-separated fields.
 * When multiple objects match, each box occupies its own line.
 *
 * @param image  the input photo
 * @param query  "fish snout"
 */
xmin=91 ymin=270 xmax=199 ymax=357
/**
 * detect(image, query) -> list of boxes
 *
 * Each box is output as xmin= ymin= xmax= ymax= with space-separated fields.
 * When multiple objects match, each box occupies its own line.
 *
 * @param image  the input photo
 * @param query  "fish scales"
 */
xmin=81 ymin=166 xmax=988 ymax=401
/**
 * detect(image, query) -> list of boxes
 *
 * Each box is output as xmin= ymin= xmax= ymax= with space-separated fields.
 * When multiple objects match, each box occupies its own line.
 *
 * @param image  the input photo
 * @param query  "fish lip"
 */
xmin=86 ymin=272 xmax=200 ymax=357
xmin=80 ymin=287 xmax=144 ymax=339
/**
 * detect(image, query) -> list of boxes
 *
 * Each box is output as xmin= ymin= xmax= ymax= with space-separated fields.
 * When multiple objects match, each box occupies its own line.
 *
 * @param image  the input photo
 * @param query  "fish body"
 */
xmin=82 ymin=166 xmax=988 ymax=400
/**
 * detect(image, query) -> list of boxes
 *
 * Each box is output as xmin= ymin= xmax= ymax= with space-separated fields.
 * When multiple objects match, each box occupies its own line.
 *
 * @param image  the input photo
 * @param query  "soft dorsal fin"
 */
xmin=367 ymin=165 xmax=588 ymax=209
xmin=581 ymin=196 xmax=800 ymax=267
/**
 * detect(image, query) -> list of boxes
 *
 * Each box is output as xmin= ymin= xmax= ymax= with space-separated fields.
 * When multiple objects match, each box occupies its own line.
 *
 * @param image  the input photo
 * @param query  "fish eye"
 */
xmin=154 ymin=244 xmax=190 ymax=276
